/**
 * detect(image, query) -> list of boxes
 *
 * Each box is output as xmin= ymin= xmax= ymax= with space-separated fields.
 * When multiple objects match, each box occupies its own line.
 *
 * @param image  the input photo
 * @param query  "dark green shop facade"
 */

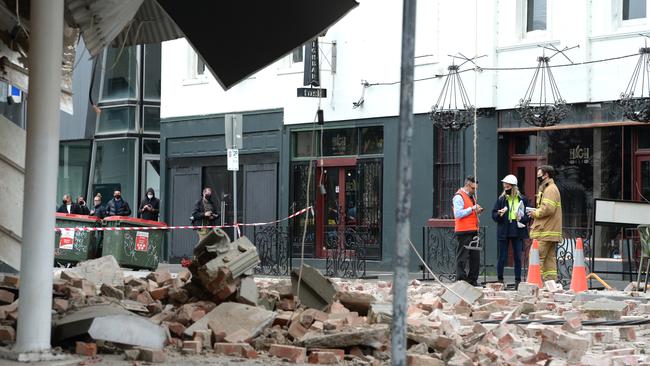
xmin=160 ymin=109 xmax=500 ymax=273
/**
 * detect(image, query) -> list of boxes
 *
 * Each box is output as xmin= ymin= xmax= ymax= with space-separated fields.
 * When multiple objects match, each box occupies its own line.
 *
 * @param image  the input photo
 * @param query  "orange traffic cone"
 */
xmin=570 ymin=238 xmax=588 ymax=293
xmin=527 ymin=239 xmax=543 ymax=288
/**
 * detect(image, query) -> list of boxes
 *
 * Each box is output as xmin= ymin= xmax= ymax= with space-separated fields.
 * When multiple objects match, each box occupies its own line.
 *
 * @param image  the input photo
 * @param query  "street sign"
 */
xmin=297 ymin=87 xmax=327 ymax=98
xmin=227 ymin=148 xmax=239 ymax=171
xmin=225 ymin=114 xmax=243 ymax=149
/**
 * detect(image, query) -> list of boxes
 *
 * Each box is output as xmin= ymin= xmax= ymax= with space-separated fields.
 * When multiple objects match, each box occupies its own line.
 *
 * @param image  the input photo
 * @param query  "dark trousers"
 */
xmin=497 ymin=238 xmax=523 ymax=282
xmin=456 ymin=232 xmax=480 ymax=284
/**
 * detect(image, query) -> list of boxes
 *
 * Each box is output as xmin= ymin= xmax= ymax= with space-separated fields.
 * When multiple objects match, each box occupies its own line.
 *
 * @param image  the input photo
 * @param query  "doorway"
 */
xmin=315 ymin=158 xmax=358 ymax=258
xmin=634 ymin=155 xmax=650 ymax=202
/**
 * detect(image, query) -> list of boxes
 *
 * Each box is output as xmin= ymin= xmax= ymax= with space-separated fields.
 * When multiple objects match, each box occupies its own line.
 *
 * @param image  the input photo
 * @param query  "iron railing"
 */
xmin=252 ymin=225 xmax=291 ymax=276
xmin=324 ymin=225 xmax=368 ymax=278
xmin=421 ymin=225 xmax=487 ymax=283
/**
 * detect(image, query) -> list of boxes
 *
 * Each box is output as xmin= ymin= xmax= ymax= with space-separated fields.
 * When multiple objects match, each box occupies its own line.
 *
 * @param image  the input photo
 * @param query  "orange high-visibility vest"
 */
xmin=453 ymin=189 xmax=479 ymax=233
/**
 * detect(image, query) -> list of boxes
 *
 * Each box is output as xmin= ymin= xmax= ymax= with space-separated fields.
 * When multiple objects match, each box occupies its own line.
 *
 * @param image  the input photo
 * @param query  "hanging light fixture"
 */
xmin=619 ymin=47 xmax=650 ymax=123
xmin=429 ymin=64 xmax=475 ymax=130
xmin=516 ymin=56 xmax=569 ymax=127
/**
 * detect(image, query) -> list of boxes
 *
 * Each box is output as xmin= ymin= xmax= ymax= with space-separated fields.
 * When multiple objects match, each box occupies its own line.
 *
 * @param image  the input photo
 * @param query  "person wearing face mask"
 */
xmin=191 ymin=187 xmax=220 ymax=242
xmin=491 ymin=174 xmax=531 ymax=289
xmin=527 ymin=165 xmax=563 ymax=282
xmin=77 ymin=196 xmax=91 ymax=215
xmin=138 ymin=188 xmax=160 ymax=221
xmin=89 ymin=194 xmax=107 ymax=219
xmin=56 ymin=194 xmax=82 ymax=214
xmin=106 ymin=190 xmax=132 ymax=217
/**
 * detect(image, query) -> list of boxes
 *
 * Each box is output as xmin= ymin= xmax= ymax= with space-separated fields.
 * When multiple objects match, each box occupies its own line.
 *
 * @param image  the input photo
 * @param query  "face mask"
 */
xmin=505 ymin=188 xmax=512 ymax=195
xmin=537 ymin=176 xmax=544 ymax=184
xmin=147 ymin=194 xmax=153 ymax=199
xmin=94 ymin=201 xmax=101 ymax=206
xmin=114 ymin=195 xmax=121 ymax=200
xmin=204 ymin=193 xmax=211 ymax=199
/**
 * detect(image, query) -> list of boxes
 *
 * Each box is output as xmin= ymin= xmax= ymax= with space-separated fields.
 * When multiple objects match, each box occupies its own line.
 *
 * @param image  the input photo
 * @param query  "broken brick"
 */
xmin=149 ymin=286 xmax=169 ymax=301
xmin=0 ymin=325 xmax=15 ymax=343
xmin=214 ymin=343 xmax=258 ymax=358
xmin=269 ymin=344 xmax=307 ymax=363
xmin=182 ymin=340 xmax=202 ymax=354
xmin=52 ymin=298 xmax=69 ymax=313
xmin=0 ymin=290 xmax=15 ymax=305
xmin=75 ymin=341 xmax=97 ymax=357
xmin=163 ymin=321 xmax=186 ymax=337
xmin=137 ymin=347 xmax=166 ymax=363
xmin=308 ymin=351 xmax=341 ymax=364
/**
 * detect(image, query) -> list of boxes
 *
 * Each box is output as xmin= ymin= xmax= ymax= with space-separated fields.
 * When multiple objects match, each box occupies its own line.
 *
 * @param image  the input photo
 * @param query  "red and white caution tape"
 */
xmin=54 ymin=206 xmax=312 ymax=232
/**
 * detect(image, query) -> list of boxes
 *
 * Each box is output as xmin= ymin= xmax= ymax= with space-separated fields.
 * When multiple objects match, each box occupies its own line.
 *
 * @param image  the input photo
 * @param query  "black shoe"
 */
xmin=514 ymin=281 xmax=521 ymax=290
xmin=468 ymin=280 xmax=479 ymax=287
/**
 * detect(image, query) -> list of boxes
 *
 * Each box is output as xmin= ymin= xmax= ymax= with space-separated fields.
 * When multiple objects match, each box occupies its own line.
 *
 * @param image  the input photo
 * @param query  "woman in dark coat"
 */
xmin=491 ymin=174 xmax=531 ymax=288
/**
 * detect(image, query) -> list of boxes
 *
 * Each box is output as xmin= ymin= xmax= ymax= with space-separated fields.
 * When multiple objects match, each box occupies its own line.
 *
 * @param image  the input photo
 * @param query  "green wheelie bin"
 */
xmin=54 ymin=213 xmax=103 ymax=264
xmin=102 ymin=216 xmax=167 ymax=270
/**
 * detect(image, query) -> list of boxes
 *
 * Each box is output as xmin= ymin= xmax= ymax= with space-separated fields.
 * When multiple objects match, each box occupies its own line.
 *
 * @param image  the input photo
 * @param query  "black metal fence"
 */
xmin=421 ymin=226 xmax=487 ymax=283
xmin=324 ymin=226 xmax=368 ymax=278
xmin=252 ymin=225 xmax=292 ymax=276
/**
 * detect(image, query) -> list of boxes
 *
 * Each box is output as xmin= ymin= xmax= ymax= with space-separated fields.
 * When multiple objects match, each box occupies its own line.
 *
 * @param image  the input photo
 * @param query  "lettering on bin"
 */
xmin=135 ymin=231 xmax=149 ymax=252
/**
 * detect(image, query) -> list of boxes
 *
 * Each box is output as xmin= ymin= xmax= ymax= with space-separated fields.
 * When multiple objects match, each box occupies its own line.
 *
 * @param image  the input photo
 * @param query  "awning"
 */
xmin=68 ymin=0 xmax=359 ymax=90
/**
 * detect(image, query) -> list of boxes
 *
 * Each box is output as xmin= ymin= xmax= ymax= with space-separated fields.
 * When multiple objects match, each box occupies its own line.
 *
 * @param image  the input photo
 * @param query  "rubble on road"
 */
xmin=2 ymin=242 xmax=650 ymax=365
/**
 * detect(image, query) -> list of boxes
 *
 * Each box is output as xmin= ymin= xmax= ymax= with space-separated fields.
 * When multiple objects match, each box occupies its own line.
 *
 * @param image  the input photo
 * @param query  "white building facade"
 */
xmin=160 ymin=0 xmax=650 ymax=273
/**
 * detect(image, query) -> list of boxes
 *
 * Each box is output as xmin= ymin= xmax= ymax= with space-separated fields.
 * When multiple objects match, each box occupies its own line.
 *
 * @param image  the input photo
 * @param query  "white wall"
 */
xmin=161 ymin=0 xmax=650 ymax=122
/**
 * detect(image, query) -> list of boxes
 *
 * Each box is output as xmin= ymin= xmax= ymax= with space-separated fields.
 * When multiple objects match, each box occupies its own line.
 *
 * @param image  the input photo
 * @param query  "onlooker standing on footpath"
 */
xmin=491 ymin=174 xmax=531 ymax=289
xmin=453 ymin=176 xmax=483 ymax=286
xmin=89 ymin=194 xmax=107 ymax=219
xmin=77 ymin=196 xmax=90 ymax=215
xmin=528 ymin=165 xmax=563 ymax=282
xmin=106 ymin=190 xmax=132 ymax=216
xmin=57 ymin=194 xmax=82 ymax=214
xmin=191 ymin=187 xmax=220 ymax=243
xmin=138 ymin=188 xmax=160 ymax=221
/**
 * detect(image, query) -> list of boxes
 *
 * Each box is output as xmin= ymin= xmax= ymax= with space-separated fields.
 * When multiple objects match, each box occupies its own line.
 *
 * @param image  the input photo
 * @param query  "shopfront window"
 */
xmin=360 ymin=127 xmax=384 ymax=155
xmin=290 ymin=162 xmax=316 ymax=257
xmin=92 ymin=139 xmax=137 ymax=212
xmin=100 ymin=46 xmax=138 ymax=101
xmin=57 ymin=140 xmax=92 ymax=205
xmin=293 ymin=131 xmax=319 ymax=158
xmin=323 ymin=129 xmax=357 ymax=156
xmin=434 ymin=129 xmax=461 ymax=218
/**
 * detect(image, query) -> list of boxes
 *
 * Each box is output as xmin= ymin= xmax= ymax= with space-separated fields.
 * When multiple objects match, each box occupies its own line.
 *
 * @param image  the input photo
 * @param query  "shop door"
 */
xmin=243 ymin=163 xmax=277 ymax=238
xmin=315 ymin=159 xmax=358 ymax=258
xmin=511 ymin=157 xmax=544 ymax=202
xmin=170 ymin=167 xmax=201 ymax=261
xmin=635 ymin=155 xmax=650 ymax=201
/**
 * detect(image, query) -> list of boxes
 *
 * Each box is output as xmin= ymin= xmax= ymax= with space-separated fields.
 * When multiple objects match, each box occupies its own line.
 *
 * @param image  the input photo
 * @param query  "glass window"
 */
xmin=434 ymin=129 xmax=461 ymax=218
xmin=623 ymin=0 xmax=646 ymax=20
xmin=143 ymin=106 xmax=160 ymax=132
xmin=292 ymin=47 xmax=304 ymax=63
xmin=360 ymin=127 xmax=384 ymax=154
xmin=92 ymin=139 xmax=137 ymax=213
xmin=144 ymin=44 xmax=161 ymax=100
xmin=143 ymin=139 xmax=160 ymax=155
xmin=143 ymin=160 xmax=161 ymax=200
xmin=101 ymin=46 xmax=138 ymax=101
xmin=96 ymin=106 xmax=136 ymax=134
xmin=514 ymin=134 xmax=541 ymax=155
xmin=526 ymin=0 xmax=547 ymax=32
xmin=293 ymin=131 xmax=319 ymax=158
xmin=323 ymin=129 xmax=357 ymax=156
xmin=638 ymin=127 xmax=650 ymax=149
xmin=290 ymin=163 xmax=315 ymax=257
xmin=57 ymin=140 xmax=92 ymax=206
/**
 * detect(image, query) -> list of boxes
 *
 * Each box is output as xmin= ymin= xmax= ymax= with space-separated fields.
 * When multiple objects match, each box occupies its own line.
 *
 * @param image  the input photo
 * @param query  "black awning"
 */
xmin=155 ymin=0 xmax=358 ymax=90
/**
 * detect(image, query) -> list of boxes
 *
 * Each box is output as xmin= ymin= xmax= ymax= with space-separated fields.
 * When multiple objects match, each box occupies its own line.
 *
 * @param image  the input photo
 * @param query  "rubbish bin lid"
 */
xmin=55 ymin=213 xmax=102 ymax=223
xmin=103 ymin=216 xmax=168 ymax=227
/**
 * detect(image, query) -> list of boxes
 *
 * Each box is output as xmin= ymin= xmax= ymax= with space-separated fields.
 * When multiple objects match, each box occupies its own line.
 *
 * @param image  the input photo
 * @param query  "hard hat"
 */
xmin=501 ymin=174 xmax=518 ymax=185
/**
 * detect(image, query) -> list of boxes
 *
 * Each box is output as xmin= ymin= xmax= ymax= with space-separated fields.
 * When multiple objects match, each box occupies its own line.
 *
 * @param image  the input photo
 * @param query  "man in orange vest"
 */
xmin=453 ymin=176 xmax=484 ymax=286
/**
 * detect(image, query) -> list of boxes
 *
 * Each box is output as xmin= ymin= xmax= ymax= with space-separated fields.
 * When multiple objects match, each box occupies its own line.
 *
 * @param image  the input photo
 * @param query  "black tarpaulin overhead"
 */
xmin=154 ymin=0 xmax=358 ymax=90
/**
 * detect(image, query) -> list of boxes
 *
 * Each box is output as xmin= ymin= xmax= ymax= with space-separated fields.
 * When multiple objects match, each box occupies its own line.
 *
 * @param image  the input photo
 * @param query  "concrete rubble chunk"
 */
xmin=441 ymin=281 xmax=484 ymax=305
xmin=100 ymin=283 xmax=124 ymax=300
xmin=185 ymin=302 xmax=275 ymax=341
xmin=582 ymin=299 xmax=629 ymax=320
xmin=335 ymin=291 xmax=376 ymax=316
xmin=299 ymin=324 xmax=389 ymax=349
xmin=201 ymin=236 xmax=260 ymax=279
xmin=63 ymin=255 xmax=124 ymax=287
xmin=291 ymin=264 xmax=338 ymax=310
xmin=237 ymin=276 xmax=259 ymax=306
xmin=52 ymin=304 xmax=166 ymax=349
xmin=368 ymin=303 xmax=392 ymax=324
